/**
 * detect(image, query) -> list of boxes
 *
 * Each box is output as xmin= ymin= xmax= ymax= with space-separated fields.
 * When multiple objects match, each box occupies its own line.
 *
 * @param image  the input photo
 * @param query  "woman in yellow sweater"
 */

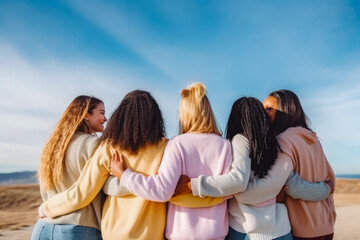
xmin=39 ymin=90 xmax=222 ymax=240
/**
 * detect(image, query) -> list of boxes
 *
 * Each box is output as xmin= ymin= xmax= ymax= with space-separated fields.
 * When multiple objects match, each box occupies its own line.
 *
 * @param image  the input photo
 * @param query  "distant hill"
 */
xmin=0 ymin=171 xmax=38 ymax=185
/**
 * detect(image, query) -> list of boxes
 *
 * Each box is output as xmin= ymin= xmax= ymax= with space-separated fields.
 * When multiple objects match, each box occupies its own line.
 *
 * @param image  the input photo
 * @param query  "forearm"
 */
xmin=121 ymin=169 xmax=176 ymax=202
xmin=169 ymin=193 xmax=224 ymax=208
xmin=43 ymin=181 xmax=104 ymax=218
xmin=102 ymin=176 xmax=132 ymax=197
xmin=237 ymin=154 xmax=293 ymax=205
xmin=44 ymin=147 xmax=110 ymax=218
xmin=285 ymin=171 xmax=330 ymax=201
xmin=120 ymin=141 xmax=182 ymax=202
xmin=191 ymin=134 xmax=251 ymax=197
xmin=191 ymin=170 xmax=249 ymax=197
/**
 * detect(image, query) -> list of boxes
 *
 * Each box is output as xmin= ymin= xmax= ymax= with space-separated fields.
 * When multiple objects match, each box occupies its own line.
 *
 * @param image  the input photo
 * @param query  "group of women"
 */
xmin=31 ymin=83 xmax=336 ymax=240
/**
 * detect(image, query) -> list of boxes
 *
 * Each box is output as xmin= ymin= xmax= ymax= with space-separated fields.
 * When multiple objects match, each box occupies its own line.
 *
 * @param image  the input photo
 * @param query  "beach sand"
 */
xmin=1 ymin=179 xmax=359 ymax=240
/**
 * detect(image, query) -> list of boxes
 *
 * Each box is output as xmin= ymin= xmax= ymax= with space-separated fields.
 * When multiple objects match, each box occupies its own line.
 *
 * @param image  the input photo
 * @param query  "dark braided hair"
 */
xmin=225 ymin=97 xmax=278 ymax=178
xmin=101 ymin=90 xmax=165 ymax=154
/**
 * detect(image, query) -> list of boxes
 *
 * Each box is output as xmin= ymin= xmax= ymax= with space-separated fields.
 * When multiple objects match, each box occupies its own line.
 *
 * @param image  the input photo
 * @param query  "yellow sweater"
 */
xmin=43 ymin=139 xmax=223 ymax=240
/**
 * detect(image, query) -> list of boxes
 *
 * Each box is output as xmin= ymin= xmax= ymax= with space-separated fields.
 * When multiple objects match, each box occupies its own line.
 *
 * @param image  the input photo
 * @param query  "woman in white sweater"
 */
xmin=31 ymin=95 xmax=107 ymax=240
xmin=180 ymin=97 xmax=331 ymax=240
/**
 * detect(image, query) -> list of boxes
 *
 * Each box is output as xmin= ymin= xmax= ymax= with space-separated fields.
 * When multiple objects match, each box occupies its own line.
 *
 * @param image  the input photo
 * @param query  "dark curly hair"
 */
xmin=101 ymin=90 xmax=166 ymax=154
xmin=225 ymin=97 xmax=278 ymax=178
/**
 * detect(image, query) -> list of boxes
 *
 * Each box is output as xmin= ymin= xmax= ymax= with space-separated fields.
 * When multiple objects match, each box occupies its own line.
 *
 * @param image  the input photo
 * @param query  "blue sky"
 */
xmin=0 ymin=0 xmax=359 ymax=174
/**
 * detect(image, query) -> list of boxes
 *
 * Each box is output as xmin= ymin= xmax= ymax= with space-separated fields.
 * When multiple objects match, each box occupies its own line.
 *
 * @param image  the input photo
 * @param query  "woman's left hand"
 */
xmin=110 ymin=151 xmax=126 ymax=179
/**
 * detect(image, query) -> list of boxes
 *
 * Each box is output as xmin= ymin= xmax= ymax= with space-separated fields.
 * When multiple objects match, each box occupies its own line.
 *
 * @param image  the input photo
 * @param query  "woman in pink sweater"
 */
xmin=263 ymin=89 xmax=336 ymax=240
xmin=111 ymin=82 xmax=232 ymax=240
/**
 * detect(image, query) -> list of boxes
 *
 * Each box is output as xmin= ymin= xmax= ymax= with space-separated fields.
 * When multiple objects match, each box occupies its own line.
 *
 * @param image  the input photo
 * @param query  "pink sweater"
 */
xmin=277 ymin=127 xmax=336 ymax=237
xmin=121 ymin=133 xmax=232 ymax=240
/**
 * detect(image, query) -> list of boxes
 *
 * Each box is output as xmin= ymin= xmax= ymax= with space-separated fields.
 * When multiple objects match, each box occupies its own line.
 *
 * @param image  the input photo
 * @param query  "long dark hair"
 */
xmin=225 ymin=97 xmax=277 ymax=178
xmin=101 ymin=90 xmax=165 ymax=154
xmin=269 ymin=89 xmax=311 ymax=135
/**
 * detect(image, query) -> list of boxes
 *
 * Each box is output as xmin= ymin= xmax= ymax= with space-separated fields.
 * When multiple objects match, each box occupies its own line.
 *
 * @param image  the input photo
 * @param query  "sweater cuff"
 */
xmin=42 ymin=202 xmax=52 ymax=218
xmin=39 ymin=203 xmax=46 ymax=218
xmin=120 ymin=168 xmax=133 ymax=189
xmin=191 ymin=177 xmax=201 ymax=197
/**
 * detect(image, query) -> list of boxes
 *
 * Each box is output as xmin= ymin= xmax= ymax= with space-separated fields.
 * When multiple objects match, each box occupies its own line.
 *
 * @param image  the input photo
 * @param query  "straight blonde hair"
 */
xmin=179 ymin=82 xmax=221 ymax=135
xmin=38 ymin=96 xmax=102 ymax=191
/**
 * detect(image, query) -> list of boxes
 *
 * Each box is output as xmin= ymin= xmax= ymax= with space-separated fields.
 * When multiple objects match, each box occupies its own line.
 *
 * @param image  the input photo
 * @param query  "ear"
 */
xmin=85 ymin=113 xmax=90 ymax=121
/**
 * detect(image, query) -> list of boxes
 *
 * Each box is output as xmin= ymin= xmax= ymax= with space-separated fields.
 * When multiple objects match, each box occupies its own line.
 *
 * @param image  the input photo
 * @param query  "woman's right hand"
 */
xmin=276 ymin=185 xmax=288 ymax=203
xmin=110 ymin=151 xmax=126 ymax=179
xmin=174 ymin=175 xmax=192 ymax=195
xmin=325 ymin=178 xmax=335 ymax=194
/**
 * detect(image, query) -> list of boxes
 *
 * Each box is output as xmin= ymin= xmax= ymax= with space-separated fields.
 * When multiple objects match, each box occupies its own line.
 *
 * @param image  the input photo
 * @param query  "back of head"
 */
xmin=225 ymin=97 xmax=277 ymax=178
xmin=102 ymin=90 xmax=165 ymax=154
xmin=39 ymin=95 xmax=103 ymax=191
xmin=269 ymin=89 xmax=310 ymax=135
xmin=179 ymin=82 xmax=221 ymax=135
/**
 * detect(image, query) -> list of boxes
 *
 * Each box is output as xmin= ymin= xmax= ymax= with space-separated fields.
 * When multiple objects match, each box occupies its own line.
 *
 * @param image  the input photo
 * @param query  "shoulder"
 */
xmin=73 ymin=131 xmax=98 ymax=142
xmin=277 ymin=128 xmax=296 ymax=140
xmin=67 ymin=132 xmax=99 ymax=150
xmin=276 ymin=152 xmax=292 ymax=164
xmin=231 ymin=134 xmax=249 ymax=149
xmin=232 ymin=134 xmax=248 ymax=144
xmin=73 ymin=133 xmax=101 ymax=157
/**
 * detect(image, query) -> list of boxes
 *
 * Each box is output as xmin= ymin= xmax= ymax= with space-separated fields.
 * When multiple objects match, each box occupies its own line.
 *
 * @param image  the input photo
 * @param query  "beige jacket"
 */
xmin=40 ymin=132 xmax=102 ymax=230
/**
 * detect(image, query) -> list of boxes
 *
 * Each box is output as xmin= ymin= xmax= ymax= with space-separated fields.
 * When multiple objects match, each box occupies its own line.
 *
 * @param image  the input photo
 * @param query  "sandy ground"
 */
xmin=0 ymin=225 xmax=34 ymax=240
xmin=1 ymin=179 xmax=360 ymax=239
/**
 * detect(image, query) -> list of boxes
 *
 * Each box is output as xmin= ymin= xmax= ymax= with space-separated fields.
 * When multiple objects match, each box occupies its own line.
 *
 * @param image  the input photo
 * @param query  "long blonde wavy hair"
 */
xmin=179 ymin=82 xmax=221 ymax=135
xmin=38 ymin=95 xmax=103 ymax=191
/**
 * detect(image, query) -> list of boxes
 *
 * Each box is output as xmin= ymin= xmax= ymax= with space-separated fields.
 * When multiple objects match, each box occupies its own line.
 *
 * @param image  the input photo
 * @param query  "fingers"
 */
xmin=110 ymin=151 xmax=121 ymax=175
xmin=112 ymin=152 xmax=120 ymax=162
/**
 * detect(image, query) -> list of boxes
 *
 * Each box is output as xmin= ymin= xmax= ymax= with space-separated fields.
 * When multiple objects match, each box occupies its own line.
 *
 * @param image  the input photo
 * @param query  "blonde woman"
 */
xmin=32 ymin=96 xmax=107 ymax=240
xmin=111 ymin=83 xmax=232 ymax=240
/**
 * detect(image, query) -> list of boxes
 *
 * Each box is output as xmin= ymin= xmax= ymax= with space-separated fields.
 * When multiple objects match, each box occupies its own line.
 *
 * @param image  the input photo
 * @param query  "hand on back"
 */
xmin=110 ymin=151 xmax=126 ymax=179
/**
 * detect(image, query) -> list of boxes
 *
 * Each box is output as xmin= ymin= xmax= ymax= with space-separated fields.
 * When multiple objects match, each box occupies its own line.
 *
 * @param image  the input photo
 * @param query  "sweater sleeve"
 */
xmin=237 ymin=153 xmax=293 ymax=205
xmin=191 ymin=134 xmax=251 ymax=197
xmin=285 ymin=171 xmax=330 ymax=201
xmin=168 ymin=193 xmax=224 ymax=208
xmin=43 ymin=144 xmax=110 ymax=218
xmin=120 ymin=139 xmax=182 ymax=202
xmin=102 ymin=176 xmax=132 ymax=197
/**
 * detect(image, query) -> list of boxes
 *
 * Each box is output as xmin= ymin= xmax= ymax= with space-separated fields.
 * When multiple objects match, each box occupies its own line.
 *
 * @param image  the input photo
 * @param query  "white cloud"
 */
xmin=0 ymin=43 xmax=180 ymax=172
xmin=301 ymin=68 xmax=360 ymax=174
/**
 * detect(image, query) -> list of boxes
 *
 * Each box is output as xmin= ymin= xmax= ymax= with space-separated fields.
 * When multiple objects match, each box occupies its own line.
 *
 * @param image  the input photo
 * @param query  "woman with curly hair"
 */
xmin=32 ymin=95 xmax=106 ymax=240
